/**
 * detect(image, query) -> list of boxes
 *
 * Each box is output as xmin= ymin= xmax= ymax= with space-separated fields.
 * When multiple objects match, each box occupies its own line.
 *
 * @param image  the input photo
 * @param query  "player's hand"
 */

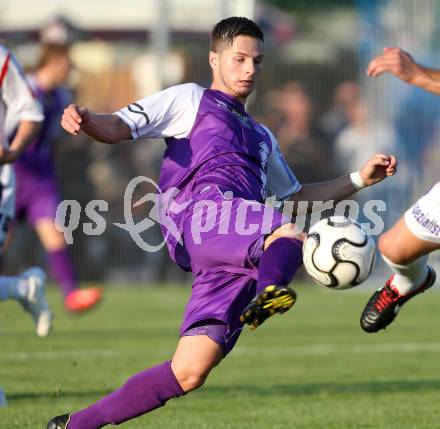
xmin=366 ymin=47 xmax=421 ymax=83
xmin=359 ymin=154 xmax=397 ymax=186
xmin=0 ymin=146 xmax=18 ymax=165
xmin=61 ymin=104 xmax=91 ymax=136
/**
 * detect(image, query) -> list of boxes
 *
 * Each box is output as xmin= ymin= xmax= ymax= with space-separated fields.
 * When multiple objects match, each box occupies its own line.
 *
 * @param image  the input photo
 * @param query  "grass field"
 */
xmin=1 ymin=281 xmax=440 ymax=429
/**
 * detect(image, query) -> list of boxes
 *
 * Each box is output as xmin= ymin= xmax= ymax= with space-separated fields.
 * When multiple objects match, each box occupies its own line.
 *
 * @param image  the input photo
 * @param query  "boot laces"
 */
xmin=374 ymin=282 xmax=398 ymax=312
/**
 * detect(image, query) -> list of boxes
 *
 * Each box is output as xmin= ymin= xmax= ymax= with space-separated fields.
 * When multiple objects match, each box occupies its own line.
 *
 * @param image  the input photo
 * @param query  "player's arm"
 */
xmin=2 ymin=120 xmax=41 ymax=163
xmin=367 ymin=47 xmax=440 ymax=95
xmin=62 ymin=104 xmax=131 ymax=144
xmin=291 ymin=154 xmax=397 ymax=206
xmin=264 ymin=128 xmax=396 ymax=214
xmin=62 ymin=84 xmax=202 ymax=144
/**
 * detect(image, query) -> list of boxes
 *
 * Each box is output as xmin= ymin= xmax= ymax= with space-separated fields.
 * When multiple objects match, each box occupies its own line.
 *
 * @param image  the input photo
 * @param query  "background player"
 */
xmin=48 ymin=17 xmax=396 ymax=428
xmin=0 ymin=43 xmax=53 ymax=407
xmin=14 ymin=43 xmax=102 ymax=312
xmin=361 ymin=47 xmax=439 ymax=332
xmin=0 ymin=43 xmax=52 ymax=337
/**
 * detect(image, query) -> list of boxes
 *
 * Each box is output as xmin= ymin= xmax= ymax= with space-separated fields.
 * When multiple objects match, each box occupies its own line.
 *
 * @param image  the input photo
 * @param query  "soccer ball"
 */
xmin=302 ymin=216 xmax=375 ymax=290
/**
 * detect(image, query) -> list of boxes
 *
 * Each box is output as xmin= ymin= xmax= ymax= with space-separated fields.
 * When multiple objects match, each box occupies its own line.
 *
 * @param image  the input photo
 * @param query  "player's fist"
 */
xmin=366 ymin=47 xmax=421 ymax=84
xmin=359 ymin=154 xmax=397 ymax=186
xmin=61 ymin=104 xmax=91 ymax=135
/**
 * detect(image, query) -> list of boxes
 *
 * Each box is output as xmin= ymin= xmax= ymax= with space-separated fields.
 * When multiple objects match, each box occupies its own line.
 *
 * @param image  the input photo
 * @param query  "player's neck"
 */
xmin=35 ymin=69 xmax=57 ymax=91
xmin=210 ymin=83 xmax=247 ymax=105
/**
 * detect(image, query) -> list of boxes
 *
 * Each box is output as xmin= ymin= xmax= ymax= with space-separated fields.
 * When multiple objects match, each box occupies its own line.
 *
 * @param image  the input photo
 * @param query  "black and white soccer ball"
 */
xmin=303 ymin=216 xmax=375 ymax=290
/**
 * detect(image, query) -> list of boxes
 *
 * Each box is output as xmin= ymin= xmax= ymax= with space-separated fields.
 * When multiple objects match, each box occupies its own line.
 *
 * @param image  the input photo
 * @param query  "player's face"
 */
xmin=210 ymin=35 xmax=264 ymax=103
xmin=51 ymin=54 xmax=71 ymax=86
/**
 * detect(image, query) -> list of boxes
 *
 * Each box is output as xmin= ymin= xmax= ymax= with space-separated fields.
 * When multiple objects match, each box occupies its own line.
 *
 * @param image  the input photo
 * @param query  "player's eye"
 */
xmin=235 ymin=57 xmax=245 ymax=63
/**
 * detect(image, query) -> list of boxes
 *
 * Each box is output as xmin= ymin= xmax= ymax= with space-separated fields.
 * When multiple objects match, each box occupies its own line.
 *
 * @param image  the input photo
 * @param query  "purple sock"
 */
xmin=257 ymin=237 xmax=303 ymax=294
xmin=47 ymin=248 xmax=77 ymax=297
xmin=68 ymin=360 xmax=184 ymax=429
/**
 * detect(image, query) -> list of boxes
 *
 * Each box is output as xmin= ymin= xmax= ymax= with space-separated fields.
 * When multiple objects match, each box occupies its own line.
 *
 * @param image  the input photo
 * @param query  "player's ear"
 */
xmin=209 ymin=50 xmax=218 ymax=72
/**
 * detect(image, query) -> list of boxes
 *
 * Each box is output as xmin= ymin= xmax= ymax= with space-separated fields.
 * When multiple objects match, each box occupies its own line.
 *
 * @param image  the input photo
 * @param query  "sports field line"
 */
xmin=1 ymin=342 xmax=440 ymax=362
xmin=232 ymin=342 xmax=440 ymax=357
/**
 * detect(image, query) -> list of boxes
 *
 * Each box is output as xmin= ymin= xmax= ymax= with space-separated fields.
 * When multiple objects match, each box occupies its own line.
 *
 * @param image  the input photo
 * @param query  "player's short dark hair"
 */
xmin=211 ymin=17 xmax=264 ymax=52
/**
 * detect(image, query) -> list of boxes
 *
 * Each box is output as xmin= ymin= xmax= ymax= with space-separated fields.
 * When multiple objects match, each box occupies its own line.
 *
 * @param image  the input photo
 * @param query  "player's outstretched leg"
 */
xmin=0 ymin=267 xmax=52 ymax=337
xmin=241 ymin=232 xmax=303 ymax=330
xmin=47 ymin=335 xmax=222 ymax=429
xmin=47 ymin=360 xmax=184 ymax=428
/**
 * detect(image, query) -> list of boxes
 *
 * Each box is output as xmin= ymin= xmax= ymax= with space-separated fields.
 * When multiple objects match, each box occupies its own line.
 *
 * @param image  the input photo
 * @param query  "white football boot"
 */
xmin=20 ymin=267 xmax=53 ymax=337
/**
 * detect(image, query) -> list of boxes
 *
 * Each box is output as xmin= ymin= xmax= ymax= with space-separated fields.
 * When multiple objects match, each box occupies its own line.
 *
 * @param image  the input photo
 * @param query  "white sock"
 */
xmin=0 ymin=276 xmax=29 ymax=301
xmin=382 ymin=254 xmax=429 ymax=295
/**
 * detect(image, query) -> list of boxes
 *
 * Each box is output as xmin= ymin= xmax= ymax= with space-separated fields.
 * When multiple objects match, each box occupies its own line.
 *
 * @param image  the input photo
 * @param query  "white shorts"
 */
xmin=0 ymin=164 xmax=15 ymax=250
xmin=404 ymin=182 xmax=440 ymax=244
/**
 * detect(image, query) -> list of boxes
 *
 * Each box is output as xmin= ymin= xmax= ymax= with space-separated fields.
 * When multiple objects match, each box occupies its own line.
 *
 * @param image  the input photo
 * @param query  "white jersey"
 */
xmin=0 ymin=45 xmax=43 ymax=220
xmin=405 ymin=181 xmax=440 ymax=243
xmin=0 ymin=45 xmax=43 ymax=148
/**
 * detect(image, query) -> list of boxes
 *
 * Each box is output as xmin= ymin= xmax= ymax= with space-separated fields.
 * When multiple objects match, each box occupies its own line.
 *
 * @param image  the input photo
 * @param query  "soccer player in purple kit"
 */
xmin=14 ymin=43 xmax=102 ymax=313
xmin=48 ymin=17 xmax=396 ymax=428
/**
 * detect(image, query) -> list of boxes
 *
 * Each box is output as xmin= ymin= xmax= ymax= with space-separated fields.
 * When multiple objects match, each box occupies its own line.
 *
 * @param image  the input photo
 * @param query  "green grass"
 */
xmin=1 ymin=282 xmax=440 ymax=428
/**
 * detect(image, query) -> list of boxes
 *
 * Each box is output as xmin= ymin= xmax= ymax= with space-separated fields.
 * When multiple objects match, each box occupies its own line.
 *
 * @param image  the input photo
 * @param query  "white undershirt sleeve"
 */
xmin=114 ymin=83 xmax=204 ymax=140
xmin=263 ymin=125 xmax=301 ymax=200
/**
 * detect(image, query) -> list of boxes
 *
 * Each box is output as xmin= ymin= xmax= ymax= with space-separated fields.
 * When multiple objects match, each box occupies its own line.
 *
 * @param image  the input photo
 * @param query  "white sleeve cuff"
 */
xmin=350 ymin=171 xmax=366 ymax=190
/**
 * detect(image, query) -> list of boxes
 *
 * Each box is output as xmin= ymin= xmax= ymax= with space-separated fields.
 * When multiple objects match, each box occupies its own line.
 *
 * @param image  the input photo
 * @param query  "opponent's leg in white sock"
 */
xmin=382 ymin=254 xmax=429 ymax=295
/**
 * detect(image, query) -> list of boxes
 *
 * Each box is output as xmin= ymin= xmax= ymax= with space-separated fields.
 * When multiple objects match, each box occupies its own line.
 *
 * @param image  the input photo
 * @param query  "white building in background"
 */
xmin=0 ymin=0 xmax=256 ymax=33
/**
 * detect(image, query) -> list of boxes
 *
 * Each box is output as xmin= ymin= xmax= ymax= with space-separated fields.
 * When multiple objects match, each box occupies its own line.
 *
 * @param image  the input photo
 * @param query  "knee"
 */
xmin=265 ymin=223 xmax=305 ymax=250
xmin=378 ymin=232 xmax=411 ymax=265
xmin=173 ymin=366 xmax=209 ymax=393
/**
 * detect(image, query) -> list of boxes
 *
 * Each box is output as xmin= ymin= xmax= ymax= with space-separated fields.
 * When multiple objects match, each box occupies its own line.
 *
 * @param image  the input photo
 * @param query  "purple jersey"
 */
xmin=14 ymin=74 xmax=71 ymax=178
xmin=160 ymin=89 xmax=273 ymax=202
xmin=116 ymin=84 xmax=300 ymax=269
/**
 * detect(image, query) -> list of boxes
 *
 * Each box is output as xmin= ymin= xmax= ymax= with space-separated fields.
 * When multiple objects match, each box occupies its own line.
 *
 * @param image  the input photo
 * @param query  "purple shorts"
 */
xmin=179 ymin=186 xmax=290 ymax=355
xmin=15 ymin=175 xmax=60 ymax=226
